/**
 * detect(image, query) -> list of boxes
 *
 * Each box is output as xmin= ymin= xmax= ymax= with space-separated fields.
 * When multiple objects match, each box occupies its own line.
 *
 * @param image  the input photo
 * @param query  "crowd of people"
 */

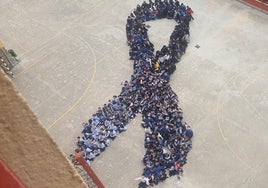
xmin=0 ymin=56 xmax=15 ymax=78
xmin=75 ymin=0 xmax=194 ymax=187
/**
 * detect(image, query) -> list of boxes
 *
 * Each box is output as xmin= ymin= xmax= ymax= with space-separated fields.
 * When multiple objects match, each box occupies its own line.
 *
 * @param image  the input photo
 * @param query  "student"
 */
xmin=75 ymin=1 xmax=194 ymax=185
xmin=134 ymin=176 xmax=150 ymax=188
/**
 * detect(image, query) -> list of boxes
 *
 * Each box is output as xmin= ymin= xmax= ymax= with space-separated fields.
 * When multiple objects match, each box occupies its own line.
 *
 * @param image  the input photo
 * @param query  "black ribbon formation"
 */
xmin=77 ymin=0 xmax=194 ymax=186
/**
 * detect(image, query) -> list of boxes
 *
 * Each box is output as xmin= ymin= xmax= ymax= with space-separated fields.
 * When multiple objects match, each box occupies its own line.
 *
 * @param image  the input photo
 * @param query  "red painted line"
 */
xmin=243 ymin=0 xmax=268 ymax=12
xmin=0 ymin=158 xmax=27 ymax=188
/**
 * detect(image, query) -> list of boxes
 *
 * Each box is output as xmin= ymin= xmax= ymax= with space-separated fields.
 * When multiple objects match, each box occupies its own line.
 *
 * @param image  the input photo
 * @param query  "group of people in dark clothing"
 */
xmin=75 ymin=0 xmax=194 ymax=187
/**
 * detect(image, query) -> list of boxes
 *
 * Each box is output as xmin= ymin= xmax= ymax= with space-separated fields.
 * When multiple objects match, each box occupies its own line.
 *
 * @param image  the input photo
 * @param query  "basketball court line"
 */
xmin=47 ymin=35 xmax=97 ymax=130
xmin=216 ymin=67 xmax=257 ymax=173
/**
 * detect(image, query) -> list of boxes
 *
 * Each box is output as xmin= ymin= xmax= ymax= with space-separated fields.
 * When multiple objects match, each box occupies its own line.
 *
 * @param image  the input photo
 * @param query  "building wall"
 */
xmin=0 ymin=70 xmax=87 ymax=188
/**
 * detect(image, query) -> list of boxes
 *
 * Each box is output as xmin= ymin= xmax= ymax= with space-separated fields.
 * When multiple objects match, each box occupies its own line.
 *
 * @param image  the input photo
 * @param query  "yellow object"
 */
xmin=0 ymin=40 xmax=4 ymax=49
xmin=154 ymin=61 xmax=160 ymax=71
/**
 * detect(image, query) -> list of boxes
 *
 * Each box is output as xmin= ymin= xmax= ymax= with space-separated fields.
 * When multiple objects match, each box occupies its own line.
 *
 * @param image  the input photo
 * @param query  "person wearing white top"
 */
xmin=134 ymin=175 xmax=150 ymax=188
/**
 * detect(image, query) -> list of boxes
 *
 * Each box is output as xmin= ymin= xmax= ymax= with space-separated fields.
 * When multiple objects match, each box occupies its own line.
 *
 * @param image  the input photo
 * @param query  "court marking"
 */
xmin=19 ymin=9 xmax=96 ymax=58
xmin=9 ymin=5 xmax=97 ymax=78
xmin=231 ymin=69 xmax=268 ymax=125
xmin=216 ymin=67 xmax=257 ymax=173
xmin=47 ymin=35 xmax=97 ymax=130
xmin=13 ymin=31 xmax=97 ymax=131
xmin=10 ymin=28 xmax=29 ymax=53
xmin=16 ymin=52 xmax=53 ymax=77
xmin=238 ymin=72 xmax=268 ymax=125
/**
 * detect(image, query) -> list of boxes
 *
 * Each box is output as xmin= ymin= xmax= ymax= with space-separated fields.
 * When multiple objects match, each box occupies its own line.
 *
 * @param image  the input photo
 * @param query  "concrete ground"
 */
xmin=1 ymin=0 xmax=267 ymax=187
